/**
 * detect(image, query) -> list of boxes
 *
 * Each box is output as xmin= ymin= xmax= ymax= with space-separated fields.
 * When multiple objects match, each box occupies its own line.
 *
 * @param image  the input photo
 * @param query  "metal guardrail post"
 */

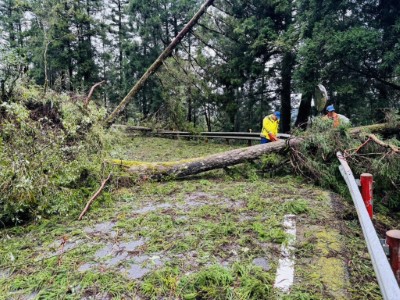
xmin=386 ymin=230 xmax=400 ymax=284
xmin=337 ymin=152 xmax=400 ymax=300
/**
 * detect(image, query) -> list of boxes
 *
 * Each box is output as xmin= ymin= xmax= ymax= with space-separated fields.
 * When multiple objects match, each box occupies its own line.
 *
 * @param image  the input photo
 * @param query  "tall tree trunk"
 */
xmin=281 ymin=51 xmax=295 ymax=133
xmin=104 ymin=0 xmax=215 ymax=126
xmin=117 ymin=0 xmax=123 ymax=85
xmin=187 ymin=35 xmax=192 ymax=123
xmin=295 ymin=91 xmax=312 ymax=129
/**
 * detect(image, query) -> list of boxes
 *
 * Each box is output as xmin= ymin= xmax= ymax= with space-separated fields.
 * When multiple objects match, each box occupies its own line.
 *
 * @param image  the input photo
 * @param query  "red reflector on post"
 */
xmin=360 ymin=173 xmax=373 ymax=219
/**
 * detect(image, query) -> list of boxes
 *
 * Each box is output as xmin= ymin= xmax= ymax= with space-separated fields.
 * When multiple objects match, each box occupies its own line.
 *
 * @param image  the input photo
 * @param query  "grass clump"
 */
xmin=178 ymin=265 xmax=234 ymax=300
xmin=141 ymin=267 xmax=180 ymax=298
xmin=175 ymin=263 xmax=274 ymax=300
xmin=282 ymin=199 xmax=309 ymax=215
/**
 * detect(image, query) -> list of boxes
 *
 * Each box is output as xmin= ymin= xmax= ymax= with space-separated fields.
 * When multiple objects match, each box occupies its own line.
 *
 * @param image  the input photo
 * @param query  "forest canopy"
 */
xmin=1 ymin=0 xmax=400 ymax=132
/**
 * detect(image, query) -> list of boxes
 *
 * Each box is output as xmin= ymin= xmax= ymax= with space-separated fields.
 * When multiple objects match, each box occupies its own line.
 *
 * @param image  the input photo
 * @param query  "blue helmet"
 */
xmin=326 ymin=104 xmax=335 ymax=112
xmin=274 ymin=111 xmax=281 ymax=120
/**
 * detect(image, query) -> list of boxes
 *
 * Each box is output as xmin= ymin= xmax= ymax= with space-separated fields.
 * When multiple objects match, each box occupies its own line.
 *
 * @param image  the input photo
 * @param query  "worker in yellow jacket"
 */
xmin=260 ymin=111 xmax=280 ymax=144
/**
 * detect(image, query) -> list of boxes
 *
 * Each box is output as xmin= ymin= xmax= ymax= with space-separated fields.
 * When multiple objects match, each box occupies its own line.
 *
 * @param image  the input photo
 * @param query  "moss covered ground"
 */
xmin=0 ymin=135 xmax=382 ymax=299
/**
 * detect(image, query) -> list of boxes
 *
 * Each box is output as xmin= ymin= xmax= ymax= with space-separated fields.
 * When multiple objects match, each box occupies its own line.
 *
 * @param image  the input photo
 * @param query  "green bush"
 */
xmin=0 ymin=84 xmax=110 ymax=224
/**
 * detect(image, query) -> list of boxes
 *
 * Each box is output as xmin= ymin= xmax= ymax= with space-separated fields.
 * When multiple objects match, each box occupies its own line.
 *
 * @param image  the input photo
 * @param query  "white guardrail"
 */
xmin=337 ymin=151 xmax=400 ymax=300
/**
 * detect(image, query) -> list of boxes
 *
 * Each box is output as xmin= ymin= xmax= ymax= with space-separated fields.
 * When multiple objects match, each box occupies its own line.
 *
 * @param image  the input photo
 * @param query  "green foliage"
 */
xmin=291 ymin=118 xmax=354 ymax=188
xmin=0 ymin=84 xmax=109 ymax=224
xmin=292 ymin=117 xmax=400 ymax=209
xmin=178 ymin=265 xmax=234 ymax=299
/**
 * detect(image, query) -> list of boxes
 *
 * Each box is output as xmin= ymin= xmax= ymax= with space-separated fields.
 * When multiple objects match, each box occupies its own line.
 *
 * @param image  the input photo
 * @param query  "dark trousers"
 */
xmin=260 ymin=137 xmax=271 ymax=144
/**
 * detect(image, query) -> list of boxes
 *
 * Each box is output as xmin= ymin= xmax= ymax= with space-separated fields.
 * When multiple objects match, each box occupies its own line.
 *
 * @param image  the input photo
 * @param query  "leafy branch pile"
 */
xmin=0 ymin=84 xmax=110 ymax=224
xmin=289 ymin=117 xmax=400 ymax=211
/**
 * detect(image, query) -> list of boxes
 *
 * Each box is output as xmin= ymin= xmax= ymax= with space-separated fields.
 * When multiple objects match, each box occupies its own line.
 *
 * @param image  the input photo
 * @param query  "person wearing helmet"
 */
xmin=260 ymin=111 xmax=280 ymax=144
xmin=324 ymin=104 xmax=340 ymax=127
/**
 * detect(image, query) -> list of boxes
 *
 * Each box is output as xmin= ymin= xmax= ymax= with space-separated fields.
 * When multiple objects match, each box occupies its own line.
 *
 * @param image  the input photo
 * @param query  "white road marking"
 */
xmin=274 ymin=214 xmax=296 ymax=293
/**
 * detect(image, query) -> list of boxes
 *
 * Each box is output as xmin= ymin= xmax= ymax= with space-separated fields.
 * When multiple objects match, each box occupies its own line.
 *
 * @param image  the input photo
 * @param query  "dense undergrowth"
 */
xmin=288 ymin=117 xmax=400 ymax=216
xmin=0 ymin=84 xmax=111 ymax=224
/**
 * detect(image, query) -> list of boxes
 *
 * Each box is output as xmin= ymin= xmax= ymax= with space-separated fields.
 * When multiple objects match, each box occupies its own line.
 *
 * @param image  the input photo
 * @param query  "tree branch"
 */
xmin=78 ymin=173 xmax=112 ymax=220
xmin=84 ymin=80 xmax=106 ymax=108
xmin=341 ymin=60 xmax=400 ymax=91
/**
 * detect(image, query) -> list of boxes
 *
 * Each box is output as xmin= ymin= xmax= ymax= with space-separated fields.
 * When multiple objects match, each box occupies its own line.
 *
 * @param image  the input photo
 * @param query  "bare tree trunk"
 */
xmin=104 ymin=0 xmax=215 ymax=126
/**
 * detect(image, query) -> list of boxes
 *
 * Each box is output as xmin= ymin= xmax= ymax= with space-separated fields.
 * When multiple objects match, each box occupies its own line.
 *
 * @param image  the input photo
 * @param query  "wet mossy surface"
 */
xmin=0 ymin=136 xmax=381 ymax=299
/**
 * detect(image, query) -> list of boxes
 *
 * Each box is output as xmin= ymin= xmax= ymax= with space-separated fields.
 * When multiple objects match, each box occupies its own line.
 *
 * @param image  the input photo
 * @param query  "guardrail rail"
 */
xmin=337 ymin=151 xmax=400 ymax=300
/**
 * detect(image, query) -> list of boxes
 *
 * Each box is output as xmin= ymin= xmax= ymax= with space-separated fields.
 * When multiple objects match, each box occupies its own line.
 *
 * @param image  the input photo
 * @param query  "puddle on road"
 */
xmin=45 ymin=238 xmax=83 ymax=257
xmin=121 ymin=254 xmax=168 ymax=279
xmin=94 ymin=239 xmax=145 ymax=259
xmin=79 ymin=239 xmax=170 ymax=280
xmin=21 ymin=291 xmax=38 ymax=300
xmin=132 ymin=203 xmax=172 ymax=214
xmin=0 ymin=268 xmax=11 ymax=279
xmin=122 ymin=263 xmax=150 ymax=279
xmin=94 ymin=244 xmax=114 ymax=259
xmin=84 ymin=221 xmax=116 ymax=234
xmin=185 ymin=192 xmax=218 ymax=201
xmin=106 ymin=253 xmax=128 ymax=266
xmin=120 ymin=240 xmax=145 ymax=251
xmin=78 ymin=263 xmax=94 ymax=272
xmin=182 ymin=192 xmax=242 ymax=210
xmin=252 ymin=257 xmax=271 ymax=271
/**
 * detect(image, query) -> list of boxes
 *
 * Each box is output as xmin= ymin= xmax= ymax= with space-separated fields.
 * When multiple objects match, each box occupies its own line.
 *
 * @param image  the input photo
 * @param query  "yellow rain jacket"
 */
xmin=260 ymin=114 xmax=279 ymax=139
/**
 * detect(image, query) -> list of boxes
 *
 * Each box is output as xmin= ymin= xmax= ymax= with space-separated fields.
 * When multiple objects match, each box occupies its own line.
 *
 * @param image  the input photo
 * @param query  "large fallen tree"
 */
xmin=110 ymin=138 xmax=300 ymax=180
xmin=110 ymin=121 xmax=399 ymax=180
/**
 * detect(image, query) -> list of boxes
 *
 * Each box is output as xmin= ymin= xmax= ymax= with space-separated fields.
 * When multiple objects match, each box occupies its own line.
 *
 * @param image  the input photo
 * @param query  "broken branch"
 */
xmin=78 ymin=173 xmax=112 ymax=220
xmin=84 ymin=80 xmax=106 ymax=108
xmin=368 ymin=134 xmax=400 ymax=153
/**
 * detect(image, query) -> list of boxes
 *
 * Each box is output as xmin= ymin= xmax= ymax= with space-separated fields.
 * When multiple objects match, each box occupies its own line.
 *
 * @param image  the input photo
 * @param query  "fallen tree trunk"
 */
xmin=349 ymin=123 xmax=399 ymax=136
xmin=112 ymin=138 xmax=301 ymax=180
xmin=109 ymin=122 xmax=399 ymax=181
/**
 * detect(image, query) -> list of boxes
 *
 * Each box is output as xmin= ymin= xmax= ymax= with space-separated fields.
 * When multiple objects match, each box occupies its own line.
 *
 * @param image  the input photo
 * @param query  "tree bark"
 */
xmin=295 ymin=91 xmax=313 ymax=129
xmin=349 ymin=123 xmax=399 ymax=136
xmin=104 ymin=0 xmax=215 ymax=126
